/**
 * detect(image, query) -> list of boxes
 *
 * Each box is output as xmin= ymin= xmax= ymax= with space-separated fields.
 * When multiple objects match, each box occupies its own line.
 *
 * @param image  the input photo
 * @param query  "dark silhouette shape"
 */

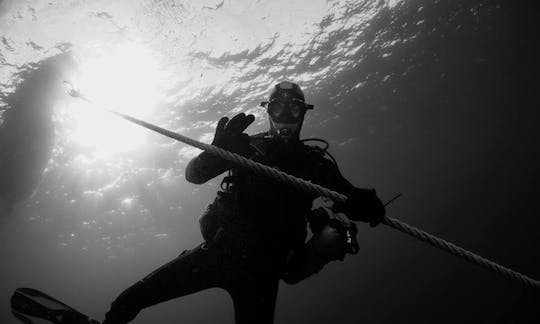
xmin=11 ymin=288 xmax=99 ymax=324
xmin=100 ymin=81 xmax=384 ymax=324
xmin=0 ymin=51 xmax=75 ymax=217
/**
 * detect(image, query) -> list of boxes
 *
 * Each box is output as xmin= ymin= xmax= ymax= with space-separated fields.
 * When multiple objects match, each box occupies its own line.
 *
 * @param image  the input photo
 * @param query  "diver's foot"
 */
xmin=11 ymin=288 xmax=102 ymax=324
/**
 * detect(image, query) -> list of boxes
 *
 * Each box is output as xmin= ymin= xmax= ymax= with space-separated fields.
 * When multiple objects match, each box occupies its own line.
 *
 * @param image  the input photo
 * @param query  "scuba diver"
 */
xmin=11 ymin=81 xmax=385 ymax=324
xmin=0 ymin=52 xmax=75 ymax=218
xmin=99 ymin=81 xmax=385 ymax=324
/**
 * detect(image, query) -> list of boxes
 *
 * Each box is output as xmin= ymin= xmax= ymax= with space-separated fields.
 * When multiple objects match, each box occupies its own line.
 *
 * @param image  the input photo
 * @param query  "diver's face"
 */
xmin=267 ymin=99 xmax=306 ymax=141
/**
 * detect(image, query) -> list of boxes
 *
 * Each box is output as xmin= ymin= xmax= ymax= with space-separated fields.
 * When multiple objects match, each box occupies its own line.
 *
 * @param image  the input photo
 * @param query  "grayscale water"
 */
xmin=1 ymin=0 xmax=539 ymax=323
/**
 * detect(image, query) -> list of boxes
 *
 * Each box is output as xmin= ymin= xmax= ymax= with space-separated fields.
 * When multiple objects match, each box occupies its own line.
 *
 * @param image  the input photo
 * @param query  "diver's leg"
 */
xmin=103 ymin=243 xmax=222 ymax=324
xmin=229 ymin=275 xmax=280 ymax=324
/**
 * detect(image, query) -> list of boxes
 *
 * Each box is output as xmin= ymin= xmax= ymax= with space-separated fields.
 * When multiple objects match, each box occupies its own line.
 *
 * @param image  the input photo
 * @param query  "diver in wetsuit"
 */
xmin=101 ymin=81 xmax=385 ymax=324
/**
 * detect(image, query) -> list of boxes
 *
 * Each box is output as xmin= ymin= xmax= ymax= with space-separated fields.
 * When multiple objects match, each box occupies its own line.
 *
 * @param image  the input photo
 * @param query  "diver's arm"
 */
xmin=186 ymin=113 xmax=254 ymax=184
xmin=185 ymin=152 xmax=230 ymax=184
xmin=318 ymin=157 xmax=356 ymax=196
xmin=320 ymin=157 xmax=385 ymax=226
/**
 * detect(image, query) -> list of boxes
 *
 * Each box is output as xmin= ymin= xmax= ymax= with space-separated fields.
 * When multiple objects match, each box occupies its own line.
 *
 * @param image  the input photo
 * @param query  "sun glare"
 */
xmin=65 ymin=43 xmax=165 ymax=155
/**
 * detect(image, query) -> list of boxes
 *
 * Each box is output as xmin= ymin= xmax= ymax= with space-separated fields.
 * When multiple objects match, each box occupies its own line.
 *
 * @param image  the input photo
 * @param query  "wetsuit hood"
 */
xmin=261 ymin=81 xmax=313 ymax=142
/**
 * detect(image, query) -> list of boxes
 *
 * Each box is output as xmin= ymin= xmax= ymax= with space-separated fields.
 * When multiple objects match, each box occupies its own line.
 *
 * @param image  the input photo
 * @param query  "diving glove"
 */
xmin=337 ymin=187 xmax=385 ymax=227
xmin=211 ymin=113 xmax=255 ymax=157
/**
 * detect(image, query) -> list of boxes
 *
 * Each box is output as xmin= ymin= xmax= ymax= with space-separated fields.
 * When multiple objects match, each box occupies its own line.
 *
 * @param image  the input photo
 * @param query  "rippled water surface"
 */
xmin=1 ymin=0 xmax=412 ymax=250
xmin=1 ymin=1 xmax=539 ymax=323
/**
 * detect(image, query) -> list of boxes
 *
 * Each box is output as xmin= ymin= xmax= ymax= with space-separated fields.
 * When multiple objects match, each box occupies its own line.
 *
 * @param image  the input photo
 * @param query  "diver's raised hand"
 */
xmin=211 ymin=113 xmax=255 ymax=156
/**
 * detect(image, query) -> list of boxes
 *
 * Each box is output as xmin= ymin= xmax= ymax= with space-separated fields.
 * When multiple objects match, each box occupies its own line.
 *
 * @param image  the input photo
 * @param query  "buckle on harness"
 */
xmin=220 ymin=174 xmax=236 ymax=191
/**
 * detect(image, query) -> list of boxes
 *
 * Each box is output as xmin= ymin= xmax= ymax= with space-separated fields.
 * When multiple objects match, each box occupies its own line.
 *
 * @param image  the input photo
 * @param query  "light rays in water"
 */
xmin=60 ymin=42 xmax=167 ymax=156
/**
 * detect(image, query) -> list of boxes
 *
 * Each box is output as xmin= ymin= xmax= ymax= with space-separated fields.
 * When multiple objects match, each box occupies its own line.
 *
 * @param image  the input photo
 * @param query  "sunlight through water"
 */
xmin=0 ymin=0 xmax=407 ymax=254
xmin=61 ymin=42 xmax=166 ymax=156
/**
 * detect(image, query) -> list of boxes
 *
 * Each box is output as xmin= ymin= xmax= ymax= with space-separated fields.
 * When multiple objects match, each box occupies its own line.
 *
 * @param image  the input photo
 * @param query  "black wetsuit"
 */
xmin=103 ymin=133 xmax=356 ymax=324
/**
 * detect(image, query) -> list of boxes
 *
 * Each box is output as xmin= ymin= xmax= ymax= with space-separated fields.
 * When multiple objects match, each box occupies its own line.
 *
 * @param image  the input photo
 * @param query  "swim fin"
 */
xmin=11 ymin=288 xmax=100 ymax=324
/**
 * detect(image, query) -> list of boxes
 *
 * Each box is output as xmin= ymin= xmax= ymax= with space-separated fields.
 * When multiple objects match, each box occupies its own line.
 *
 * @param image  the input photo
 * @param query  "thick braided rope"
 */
xmin=383 ymin=217 xmax=540 ymax=289
xmin=114 ymin=111 xmax=540 ymax=290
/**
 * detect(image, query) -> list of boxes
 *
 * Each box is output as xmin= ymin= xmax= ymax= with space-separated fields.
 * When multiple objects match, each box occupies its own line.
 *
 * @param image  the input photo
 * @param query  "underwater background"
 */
xmin=1 ymin=0 xmax=539 ymax=323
